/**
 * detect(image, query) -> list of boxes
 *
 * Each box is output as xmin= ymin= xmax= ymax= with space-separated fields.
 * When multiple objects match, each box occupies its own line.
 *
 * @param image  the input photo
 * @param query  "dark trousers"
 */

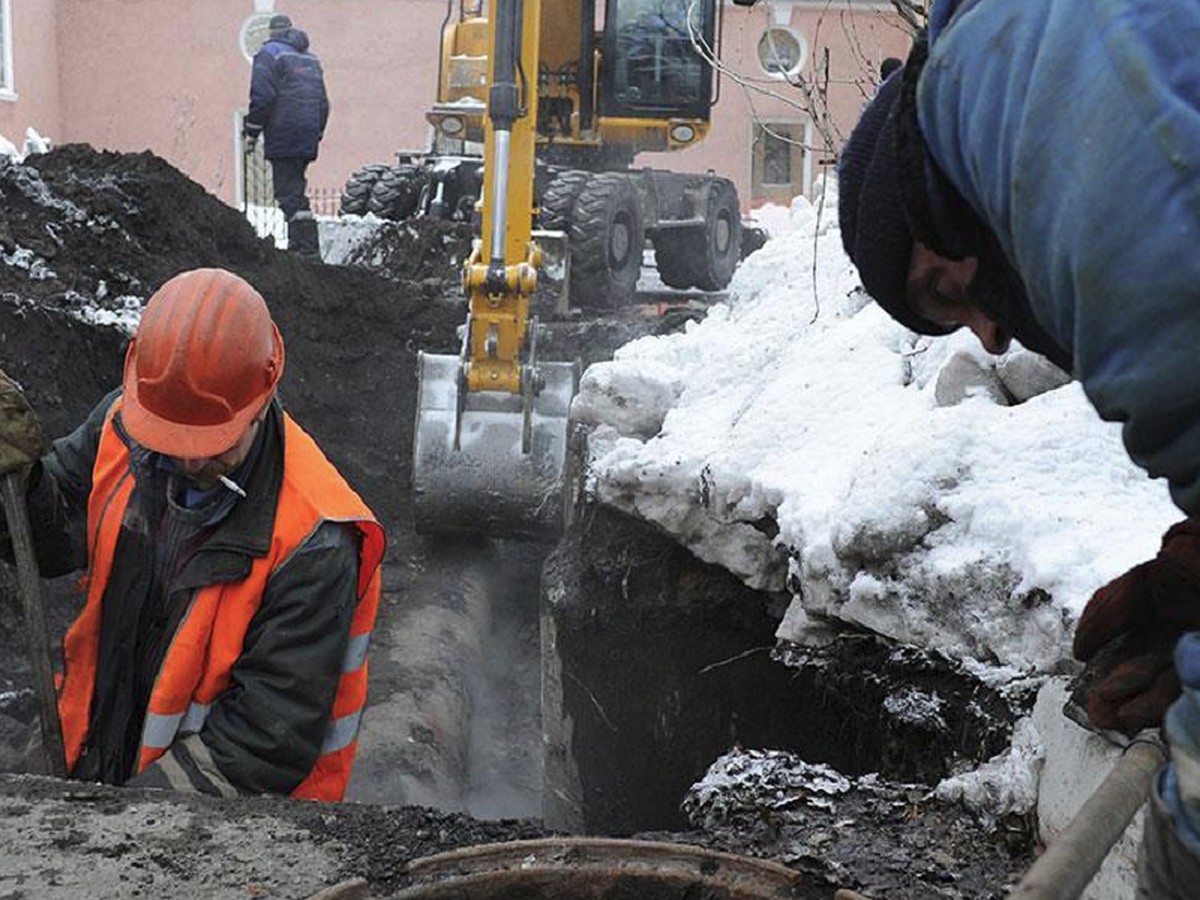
xmin=270 ymin=158 xmax=311 ymax=219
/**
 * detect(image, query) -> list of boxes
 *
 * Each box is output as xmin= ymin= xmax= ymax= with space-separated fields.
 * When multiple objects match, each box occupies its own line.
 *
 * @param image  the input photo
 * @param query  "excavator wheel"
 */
xmin=651 ymin=231 xmax=696 ymax=290
xmin=368 ymin=164 xmax=424 ymax=221
xmin=692 ymin=179 xmax=742 ymax=292
xmin=569 ymin=173 xmax=644 ymax=309
xmin=539 ymin=170 xmax=592 ymax=231
xmin=339 ymin=163 xmax=391 ymax=216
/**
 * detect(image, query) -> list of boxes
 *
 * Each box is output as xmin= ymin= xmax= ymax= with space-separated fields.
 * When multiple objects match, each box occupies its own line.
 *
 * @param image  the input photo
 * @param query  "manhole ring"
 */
xmin=390 ymin=837 xmax=807 ymax=899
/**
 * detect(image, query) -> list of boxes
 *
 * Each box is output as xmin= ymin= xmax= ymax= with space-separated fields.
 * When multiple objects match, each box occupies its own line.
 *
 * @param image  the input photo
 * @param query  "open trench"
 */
xmin=0 ymin=146 xmax=1038 ymax=898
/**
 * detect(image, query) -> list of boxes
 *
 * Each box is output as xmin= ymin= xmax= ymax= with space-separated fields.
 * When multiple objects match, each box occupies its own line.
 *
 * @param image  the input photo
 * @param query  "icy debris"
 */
xmin=24 ymin=128 xmax=52 ymax=157
xmin=2 ymin=247 xmax=56 ymax=281
xmin=683 ymin=748 xmax=865 ymax=831
xmin=319 ymin=214 xmax=387 ymax=266
xmin=0 ymin=128 xmax=52 ymax=162
xmin=66 ymin=293 xmax=144 ymax=335
xmin=934 ymin=715 xmax=1042 ymax=825
xmin=0 ymin=157 xmax=89 ymax=222
xmin=883 ymin=687 xmax=947 ymax=729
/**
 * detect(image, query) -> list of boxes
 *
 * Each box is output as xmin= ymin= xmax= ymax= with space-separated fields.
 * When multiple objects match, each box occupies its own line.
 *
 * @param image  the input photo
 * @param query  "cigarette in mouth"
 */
xmin=218 ymin=475 xmax=248 ymax=498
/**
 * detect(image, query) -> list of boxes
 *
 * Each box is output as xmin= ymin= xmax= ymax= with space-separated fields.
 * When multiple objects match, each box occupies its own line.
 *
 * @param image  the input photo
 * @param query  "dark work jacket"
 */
xmin=246 ymin=28 xmax=330 ymax=161
xmin=23 ymin=390 xmax=359 ymax=796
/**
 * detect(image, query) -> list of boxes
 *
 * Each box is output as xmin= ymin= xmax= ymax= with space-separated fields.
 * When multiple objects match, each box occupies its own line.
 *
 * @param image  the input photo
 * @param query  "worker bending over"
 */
xmin=0 ymin=268 xmax=383 ymax=801
xmin=837 ymin=0 xmax=1200 ymax=891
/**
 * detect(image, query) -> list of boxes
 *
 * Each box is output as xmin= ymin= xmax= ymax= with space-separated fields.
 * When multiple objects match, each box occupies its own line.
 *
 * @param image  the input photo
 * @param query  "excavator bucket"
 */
xmin=412 ymin=351 xmax=580 ymax=540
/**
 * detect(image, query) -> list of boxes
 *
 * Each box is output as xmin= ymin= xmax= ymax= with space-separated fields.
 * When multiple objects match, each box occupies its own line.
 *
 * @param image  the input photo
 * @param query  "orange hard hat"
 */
xmin=121 ymin=268 xmax=284 ymax=458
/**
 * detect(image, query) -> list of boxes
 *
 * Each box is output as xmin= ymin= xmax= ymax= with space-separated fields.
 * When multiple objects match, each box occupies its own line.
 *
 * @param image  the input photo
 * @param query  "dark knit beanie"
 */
xmin=838 ymin=71 xmax=953 ymax=336
xmin=269 ymin=14 xmax=293 ymax=32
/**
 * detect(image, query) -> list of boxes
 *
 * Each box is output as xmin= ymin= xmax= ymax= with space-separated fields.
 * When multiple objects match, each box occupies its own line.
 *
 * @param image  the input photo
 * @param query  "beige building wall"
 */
xmin=0 ymin=0 xmax=64 ymax=145
xmin=52 ymin=0 xmax=446 ymax=206
xmin=9 ymin=1 xmax=911 ymax=211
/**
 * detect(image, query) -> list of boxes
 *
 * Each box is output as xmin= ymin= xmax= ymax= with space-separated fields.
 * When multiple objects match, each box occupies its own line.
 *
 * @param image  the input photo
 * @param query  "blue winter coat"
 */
xmin=917 ymin=0 xmax=1200 ymax=517
xmin=247 ymin=28 xmax=330 ymax=161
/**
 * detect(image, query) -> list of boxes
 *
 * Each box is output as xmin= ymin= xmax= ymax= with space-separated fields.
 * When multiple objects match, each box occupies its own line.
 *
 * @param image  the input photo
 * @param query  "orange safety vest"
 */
xmin=57 ymin=400 xmax=384 ymax=801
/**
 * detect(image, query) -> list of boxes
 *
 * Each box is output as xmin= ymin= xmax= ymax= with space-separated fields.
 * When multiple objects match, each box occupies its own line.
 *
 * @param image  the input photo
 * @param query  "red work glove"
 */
xmin=1072 ymin=519 xmax=1200 ymax=735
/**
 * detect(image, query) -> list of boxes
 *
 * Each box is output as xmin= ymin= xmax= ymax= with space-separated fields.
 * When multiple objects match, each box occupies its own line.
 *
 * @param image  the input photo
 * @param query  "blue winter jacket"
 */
xmin=247 ymin=28 xmax=330 ymax=161
xmin=917 ymin=0 xmax=1200 ymax=517
xmin=918 ymin=0 xmax=1200 ymax=857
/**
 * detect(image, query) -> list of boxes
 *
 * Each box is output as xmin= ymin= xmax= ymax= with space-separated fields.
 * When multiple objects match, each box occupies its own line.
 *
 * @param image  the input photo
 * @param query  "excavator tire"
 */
xmin=651 ymin=231 xmax=696 ymax=290
xmin=368 ymin=164 xmax=424 ymax=221
xmin=339 ymin=163 xmax=391 ymax=216
xmin=692 ymin=179 xmax=742 ymax=292
xmin=539 ymin=170 xmax=592 ymax=231
xmin=569 ymin=173 xmax=644 ymax=309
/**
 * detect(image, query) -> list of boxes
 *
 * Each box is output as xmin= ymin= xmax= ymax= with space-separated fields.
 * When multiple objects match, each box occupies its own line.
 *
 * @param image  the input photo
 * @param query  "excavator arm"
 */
xmin=412 ymin=0 xmax=580 ymax=540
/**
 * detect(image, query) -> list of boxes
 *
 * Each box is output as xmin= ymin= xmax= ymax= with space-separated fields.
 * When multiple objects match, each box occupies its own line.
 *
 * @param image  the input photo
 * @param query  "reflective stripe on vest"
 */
xmin=58 ymin=400 xmax=385 ymax=802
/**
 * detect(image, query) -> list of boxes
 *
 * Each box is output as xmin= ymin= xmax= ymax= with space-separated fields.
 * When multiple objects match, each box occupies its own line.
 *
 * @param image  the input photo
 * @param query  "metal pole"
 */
xmin=1 ymin=472 xmax=67 ymax=778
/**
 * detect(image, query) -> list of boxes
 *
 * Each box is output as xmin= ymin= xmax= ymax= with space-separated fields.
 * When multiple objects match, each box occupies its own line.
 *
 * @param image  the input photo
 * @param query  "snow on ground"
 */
xmin=578 ymin=178 xmax=1180 ymax=676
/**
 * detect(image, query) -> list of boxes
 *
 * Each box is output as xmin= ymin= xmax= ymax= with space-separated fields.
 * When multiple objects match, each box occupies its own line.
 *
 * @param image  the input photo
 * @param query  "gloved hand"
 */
xmin=242 ymin=123 xmax=261 ymax=151
xmin=0 ymin=368 xmax=43 ymax=481
xmin=1073 ymin=519 xmax=1200 ymax=735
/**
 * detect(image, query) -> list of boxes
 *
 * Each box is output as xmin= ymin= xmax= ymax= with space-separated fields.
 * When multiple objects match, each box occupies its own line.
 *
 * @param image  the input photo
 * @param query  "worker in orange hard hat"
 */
xmin=0 ymin=267 xmax=385 ymax=800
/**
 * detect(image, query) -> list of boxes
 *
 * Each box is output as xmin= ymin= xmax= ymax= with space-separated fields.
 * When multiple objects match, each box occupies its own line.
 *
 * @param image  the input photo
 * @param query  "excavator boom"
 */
xmin=413 ymin=0 xmax=579 ymax=540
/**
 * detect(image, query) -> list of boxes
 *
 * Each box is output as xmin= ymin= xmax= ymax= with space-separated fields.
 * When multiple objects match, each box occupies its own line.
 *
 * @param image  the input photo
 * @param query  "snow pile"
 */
xmin=0 ymin=127 xmax=52 ymax=162
xmin=581 ymin=180 xmax=1179 ymax=674
xmin=934 ymin=716 xmax=1043 ymax=824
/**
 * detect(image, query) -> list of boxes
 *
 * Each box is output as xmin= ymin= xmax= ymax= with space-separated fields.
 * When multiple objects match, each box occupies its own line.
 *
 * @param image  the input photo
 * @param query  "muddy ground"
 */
xmin=0 ymin=146 xmax=1036 ymax=898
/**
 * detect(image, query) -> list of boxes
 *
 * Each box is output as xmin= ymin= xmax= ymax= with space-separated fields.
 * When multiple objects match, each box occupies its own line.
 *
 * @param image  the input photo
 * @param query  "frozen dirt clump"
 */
xmin=662 ymin=747 xmax=1034 ymax=899
xmin=341 ymin=218 xmax=477 ymax=285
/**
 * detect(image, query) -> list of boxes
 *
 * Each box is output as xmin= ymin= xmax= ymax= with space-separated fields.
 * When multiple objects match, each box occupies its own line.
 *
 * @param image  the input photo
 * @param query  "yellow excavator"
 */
xmin=412 ymin=0 xmax=753 ymax=538
xmin=344 ymin=0 xmax=750 ymax=310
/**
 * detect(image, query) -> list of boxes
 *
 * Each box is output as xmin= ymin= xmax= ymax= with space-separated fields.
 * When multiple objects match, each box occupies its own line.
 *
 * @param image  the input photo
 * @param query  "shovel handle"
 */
xmin=1007 ymin=738 xmax=1164 ymax=900
xmin=2 ymin=472 xmax=68 ymax=777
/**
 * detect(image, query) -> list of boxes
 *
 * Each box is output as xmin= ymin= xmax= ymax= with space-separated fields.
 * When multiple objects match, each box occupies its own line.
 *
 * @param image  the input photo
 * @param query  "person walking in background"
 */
xmin=836 ymin=0 xmax=1200 ymax=892
xmin=0 ymin=268 xmax=384 ymax=801
xmin=243 ymin=14 xmax=329 ymax=260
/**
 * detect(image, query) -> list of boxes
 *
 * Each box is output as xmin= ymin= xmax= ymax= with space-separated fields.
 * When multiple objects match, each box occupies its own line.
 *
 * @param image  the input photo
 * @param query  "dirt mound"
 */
xmin=0 ymin=144 xmax=466 ymax=531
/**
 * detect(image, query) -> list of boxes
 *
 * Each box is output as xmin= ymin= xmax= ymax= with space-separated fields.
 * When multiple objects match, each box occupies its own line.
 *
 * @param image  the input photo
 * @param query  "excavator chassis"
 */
xmin=412 ymin=351 xmax=579 ymax=541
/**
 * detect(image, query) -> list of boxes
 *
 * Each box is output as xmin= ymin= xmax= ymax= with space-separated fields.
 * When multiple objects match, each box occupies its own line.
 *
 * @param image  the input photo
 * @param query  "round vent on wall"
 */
xmin=240 ymin=13 xmax=275 ymax=62
xmin=757 ymin=27 xmax=807 ymax=80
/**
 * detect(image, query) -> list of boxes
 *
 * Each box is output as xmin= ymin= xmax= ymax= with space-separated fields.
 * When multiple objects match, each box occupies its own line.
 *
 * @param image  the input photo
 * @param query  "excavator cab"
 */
xmin=427 ymin=0 xmax=722 ymax=155
xmin=604 ymin=0 xmax=715 ymax=117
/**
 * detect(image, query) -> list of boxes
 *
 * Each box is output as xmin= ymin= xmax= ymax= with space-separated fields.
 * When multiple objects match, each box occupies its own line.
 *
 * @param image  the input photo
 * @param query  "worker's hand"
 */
xmin=0 ymin=368 xmax=44 ymax=481
xmin=242 ymin=123 xmax=261 ymax=151
xmin=1073 ymin=519 xmax=1200 ymax=735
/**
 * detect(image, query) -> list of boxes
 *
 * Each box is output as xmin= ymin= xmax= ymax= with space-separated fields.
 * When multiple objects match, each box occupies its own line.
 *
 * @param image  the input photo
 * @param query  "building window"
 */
xmin=756 ymin=27 xmax=806 ymax=80
xmin=751 ymin=121 xmax=811 ymax=204
xmin=0 ymin=0 xmax=14 ymax=96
